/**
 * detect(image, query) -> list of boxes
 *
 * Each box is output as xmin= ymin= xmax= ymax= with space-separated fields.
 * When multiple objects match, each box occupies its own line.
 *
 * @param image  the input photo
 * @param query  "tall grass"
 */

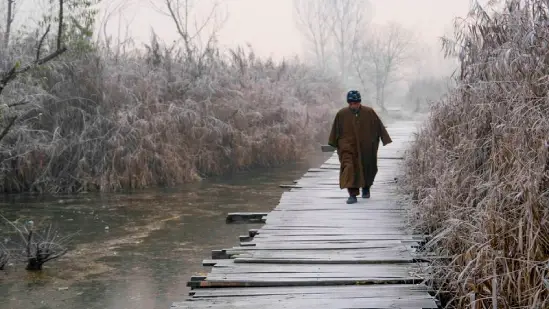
xmin=0 ymin=35 xmax=341 ymax=193
xmin=402 ymin=1 xmax=549 ymax=307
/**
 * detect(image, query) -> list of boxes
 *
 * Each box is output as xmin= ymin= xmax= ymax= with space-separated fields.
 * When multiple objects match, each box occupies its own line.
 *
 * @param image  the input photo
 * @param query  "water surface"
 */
xmin=0 ymin=153 xmax=330 ymax=309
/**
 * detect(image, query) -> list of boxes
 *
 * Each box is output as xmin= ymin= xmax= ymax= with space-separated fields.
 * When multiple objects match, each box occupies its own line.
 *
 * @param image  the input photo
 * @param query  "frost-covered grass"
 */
xmin=0 ymin=40 xmax=341 ymax=193
xmin=402 ymin=1 xmax=549 ymax=307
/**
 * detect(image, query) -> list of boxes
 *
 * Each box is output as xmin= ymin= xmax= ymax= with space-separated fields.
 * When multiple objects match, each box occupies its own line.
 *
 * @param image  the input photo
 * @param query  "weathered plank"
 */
xmin=226 ymin=212 xmax=268 ymax=223
xmin=279 ymin=184 xmax=303 ymax=188
xmin=231 ymin=249 xmax=415 ymax=259
xmin=224 ymin=241 xmax=415 ymax=251
xmin=175 ymin=121 xmax=437 ymax=309
xmin=173 ymin=297 xmax=437 ymax=309
xmin=187 ymin=276 xmax=425 ymax=288
xmin=238 ymin=240 xmax=421 ymax=248
xmin=250 ymin=234 xmax=422 ymax=241
xmin=320 ymin=145 xmax=336 ymax=152
xmin=189 ymin=284 xmax=430 ymax=298
xmin=257 ymin=225 xmax=410 ymax=232
xmin=208 ymin=262 xmax=427 ymax=273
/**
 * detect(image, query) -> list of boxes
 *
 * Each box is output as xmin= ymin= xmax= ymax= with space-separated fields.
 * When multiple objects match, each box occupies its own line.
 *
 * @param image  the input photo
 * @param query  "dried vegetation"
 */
xmin=403 ymin=1 xmax=549 ymax=307
xmin=1 ymin=217 xmax=70 ymax=271
xmin=0 ymin=36 xmax=341 ymax=193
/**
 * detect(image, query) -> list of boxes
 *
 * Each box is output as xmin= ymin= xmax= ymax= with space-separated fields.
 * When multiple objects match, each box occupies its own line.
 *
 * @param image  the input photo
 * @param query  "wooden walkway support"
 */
xmin=173 ymin=121 xmax=439 ymax=309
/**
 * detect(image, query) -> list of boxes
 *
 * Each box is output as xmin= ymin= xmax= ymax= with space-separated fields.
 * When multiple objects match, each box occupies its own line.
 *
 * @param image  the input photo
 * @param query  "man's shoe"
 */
xmin=362 ymin=187 xmax=370 ymax=198
xmin=346 ymin=196 xmax=358 ymax=204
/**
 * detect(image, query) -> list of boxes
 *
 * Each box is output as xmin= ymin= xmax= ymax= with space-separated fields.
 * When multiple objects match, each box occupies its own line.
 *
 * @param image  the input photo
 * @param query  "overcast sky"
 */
xmin=5 ymin=0 xmax=476 ymax=75
xmin=95 ymin=0 xmax=472 ymax=60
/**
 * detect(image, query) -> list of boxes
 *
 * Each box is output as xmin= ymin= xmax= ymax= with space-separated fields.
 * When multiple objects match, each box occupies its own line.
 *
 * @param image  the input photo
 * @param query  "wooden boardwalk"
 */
xmin=173 ymin=121 xmax=438 ymax=309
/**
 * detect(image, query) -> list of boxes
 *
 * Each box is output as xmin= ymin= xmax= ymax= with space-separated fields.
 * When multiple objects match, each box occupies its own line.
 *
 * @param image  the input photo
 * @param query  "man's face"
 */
xmin=349 ymin=102 xmax=361 ymax=110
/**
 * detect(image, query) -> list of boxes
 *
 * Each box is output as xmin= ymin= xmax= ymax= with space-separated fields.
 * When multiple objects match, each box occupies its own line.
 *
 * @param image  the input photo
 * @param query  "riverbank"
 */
xmin=0 ymin=152 xmax=331 ymax=309
xmin=401 ymin=2 xmax=549 ymax=307
xmin=1 ymin=41 xmax=342 ymax=194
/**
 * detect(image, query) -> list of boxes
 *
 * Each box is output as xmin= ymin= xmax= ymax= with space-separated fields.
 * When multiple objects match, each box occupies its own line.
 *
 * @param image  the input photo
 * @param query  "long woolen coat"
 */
xmin=328 ymin=105 xmax=392 ymax=189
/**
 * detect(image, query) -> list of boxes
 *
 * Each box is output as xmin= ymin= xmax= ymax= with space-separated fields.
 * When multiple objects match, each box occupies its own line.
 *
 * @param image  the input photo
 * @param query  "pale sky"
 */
xmin=95 ymin=0 xmax=473 ymax=76
xmin=6 ymin=0 xmax=474 ymax=75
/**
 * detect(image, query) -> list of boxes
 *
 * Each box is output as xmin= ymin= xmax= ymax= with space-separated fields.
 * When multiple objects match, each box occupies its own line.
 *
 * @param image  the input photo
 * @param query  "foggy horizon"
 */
xmin=4 ymin=0 xmax=475 ymax=76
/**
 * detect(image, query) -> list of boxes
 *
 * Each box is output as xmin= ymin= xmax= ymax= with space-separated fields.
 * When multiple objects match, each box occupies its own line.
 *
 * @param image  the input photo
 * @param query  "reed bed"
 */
xmin=0 ymin=39 xmax=341 ymax=193
xmin=402 ymin=1 xmax=549 ymax=307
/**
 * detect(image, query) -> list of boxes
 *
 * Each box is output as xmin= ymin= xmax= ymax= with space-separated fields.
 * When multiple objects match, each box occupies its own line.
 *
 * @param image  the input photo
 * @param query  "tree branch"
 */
xmin=57 ymin=0 xmax=64 ymax=50
xmin=36 ymin=25 xmax=51 ymax=61
xmin=3 ymin=0 xmax=15 ymax=48
xmin=41 ymin=248 xmax=68 ymax=263
xmin=0 ymin=0 xmax=67 ymax=143
xmin=0 ymin=116 xmax=17 ymax=142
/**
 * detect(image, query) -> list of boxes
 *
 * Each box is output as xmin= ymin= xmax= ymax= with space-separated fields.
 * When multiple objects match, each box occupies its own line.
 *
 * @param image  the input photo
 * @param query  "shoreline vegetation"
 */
xmin=1 ymin=36 xmax=343 ymax=193
xmin=403 ymin=1 xmax=549 ymax=307
xmin=0 ymin=0 xmax=430 ymax=194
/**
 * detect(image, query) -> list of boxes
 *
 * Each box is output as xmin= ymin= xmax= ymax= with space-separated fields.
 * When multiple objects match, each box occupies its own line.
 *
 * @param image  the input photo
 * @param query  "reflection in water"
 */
xmin=0 ymin=153 xmax=330 ymax=309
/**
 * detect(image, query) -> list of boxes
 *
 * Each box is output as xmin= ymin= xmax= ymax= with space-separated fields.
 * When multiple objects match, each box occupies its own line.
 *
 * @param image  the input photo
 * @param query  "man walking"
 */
xmin=328 ymin=90 xmax=392 ymax=204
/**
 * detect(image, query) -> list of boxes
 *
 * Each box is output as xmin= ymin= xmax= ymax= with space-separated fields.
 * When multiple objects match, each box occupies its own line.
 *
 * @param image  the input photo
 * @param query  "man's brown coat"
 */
xmin=328 ymin=106 xmax=392 ymax=189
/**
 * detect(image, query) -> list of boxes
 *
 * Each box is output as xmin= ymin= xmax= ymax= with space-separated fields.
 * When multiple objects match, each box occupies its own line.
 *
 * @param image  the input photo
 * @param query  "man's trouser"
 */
xmin=347 ymin=187 xmax=368 ymax=197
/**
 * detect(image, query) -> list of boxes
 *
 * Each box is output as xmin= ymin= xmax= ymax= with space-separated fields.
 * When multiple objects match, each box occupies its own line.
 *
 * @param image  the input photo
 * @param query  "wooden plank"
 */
xmin=202 ymin=259 xmax=235 ymax=267
xmin=187 ymin=276 xmax=425 ymax=288
xmin=264 ymin=212 xmax=408 ymax=219
xmin=320 ymin=145 xmax=336 ymax=152
xmin=279 ymin=184 xmax=302 ymax=189
xmin=202 ymin=259 xmax=218 ymax=267
xmin=208 ymin=262 xmax=425 ymax=272
xmin=270 ymin=205 xmax=408 ymax=211
xmin=211 ymin=250 xmax=230 ymax=259
xmin=231 ymin=247 xmax=414 ymax=258
xmin=171 ymin=297 xmax=438 ymax=309
xmin=250 ymin=235 xmax=421 ymax=241
xmin=175 ymin=121 xmax=437 ymax=309
xmin=189 ymin=284 xmax=430 ymax=298
xmin=263 ymin=218 xmax=408 ymax=225
xmin=226 ymin=212 xmax=268 ymax=224
xmin=254 ymin=226 xmax=417 ymax=232
xmin=239 ymin=235 xmax=253 ymax=242
xmin=261 ymin=222 xmax=405 ymax=231
xmin=232 ymin=256 xmax=416 ymax=265
xmin=215 ymin=245 xmax=419 ymax=260
xmin=173 ymin=296 xmax=437 ymax=309
xmin=200 ymin=274 xmax=422 ymax=281
xmin=224 ymin=241 xmax=414 ymax=251
xmin=279 ymin=181 xmax=398 ymax=188
xmin=229 ymin=240 xmax=410 ymax=248
xmin=238 ymin=240 xmax=421 ymax=248
xmin=275 ymin=201 xmax=406 ymax=207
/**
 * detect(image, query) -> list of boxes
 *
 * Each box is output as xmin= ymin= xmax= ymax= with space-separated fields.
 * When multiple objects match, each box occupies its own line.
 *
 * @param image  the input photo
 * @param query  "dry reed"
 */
xmin=0 ymin=36 xmax=342 ymax=193
xmin=402 ymin=1 xmax=549 ymax=308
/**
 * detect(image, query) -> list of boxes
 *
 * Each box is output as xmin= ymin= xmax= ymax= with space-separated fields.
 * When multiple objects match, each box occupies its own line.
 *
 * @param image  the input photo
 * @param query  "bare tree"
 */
xmin=154 ymin=0 xmax=228 ymax=60
xmin=293 ymin=0 xmax=333 ymax=72
xmin=0 ymin=0 xmax=67 ymax=143
xmin=327 ymin=0 xmax=369 ymax=84
xmin=353 ymin=23 xmax=412 ymax=112
xmin=293 ymin=0 xmax=369 ymax=84
xmin=96 ymin=0 xmax=136 ymax=61
xmin=2 ymin=0 xmax=15 ymax=48
xmin=405 ymin=76 xmax=451 ymax=113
